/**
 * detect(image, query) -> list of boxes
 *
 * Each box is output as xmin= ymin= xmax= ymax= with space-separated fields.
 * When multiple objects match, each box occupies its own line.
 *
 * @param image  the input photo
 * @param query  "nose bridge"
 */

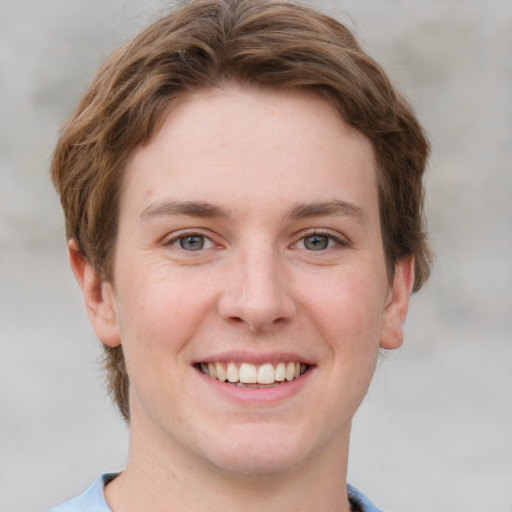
xmin=219 ymin=240 xmax=295 ymax=332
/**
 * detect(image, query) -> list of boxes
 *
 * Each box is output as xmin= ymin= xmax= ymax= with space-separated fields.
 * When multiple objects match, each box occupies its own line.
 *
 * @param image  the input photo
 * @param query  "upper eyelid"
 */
xmin=160 ymin=227 xmax=349 ymax=246
xmin=162 ymin=229 xmax=216 ymax=245
xmin=293 ymin=227 xmax=349 ymax=243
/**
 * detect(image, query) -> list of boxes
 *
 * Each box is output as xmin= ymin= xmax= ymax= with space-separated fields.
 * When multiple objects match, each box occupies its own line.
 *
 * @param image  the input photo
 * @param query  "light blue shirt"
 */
xmin=48 ymin=473 xmax=384 ymax=512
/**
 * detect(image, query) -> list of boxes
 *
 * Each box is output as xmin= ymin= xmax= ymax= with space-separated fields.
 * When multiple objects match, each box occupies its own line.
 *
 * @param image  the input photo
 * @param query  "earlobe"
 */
xmin=379 ymin=256 xmax=415 ymax=350
xmin=68 ymin=239 xmax=121 ymax=347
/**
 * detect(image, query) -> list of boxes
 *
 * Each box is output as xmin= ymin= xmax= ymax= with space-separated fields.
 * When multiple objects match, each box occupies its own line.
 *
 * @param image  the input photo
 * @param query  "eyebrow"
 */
xmin=286 ymin=200 xmax=368 ymax=224
xmin=140 ymin=200 xmax=231 ymax=221
xmin=139 ymin=199 xmax=367 ymax=224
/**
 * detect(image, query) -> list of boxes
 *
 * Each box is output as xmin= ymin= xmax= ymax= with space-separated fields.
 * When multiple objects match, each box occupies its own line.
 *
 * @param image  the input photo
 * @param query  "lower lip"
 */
xmin=195 ymin=367 xmax=313 ymax=405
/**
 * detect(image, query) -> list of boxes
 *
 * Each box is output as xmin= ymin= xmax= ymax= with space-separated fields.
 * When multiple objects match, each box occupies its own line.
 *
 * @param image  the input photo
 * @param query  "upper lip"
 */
xmin=194 ymin=351 xmax=315 ymax=366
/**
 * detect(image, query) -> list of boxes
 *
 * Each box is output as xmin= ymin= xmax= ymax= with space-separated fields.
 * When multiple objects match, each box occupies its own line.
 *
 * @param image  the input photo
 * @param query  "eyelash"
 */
xmin=163 ymin=231 xmax=216 ymax=251
xmin=163 ymin=229 xmax=348 ymax=252
xmin=293 ymin=229 xmax=348 ymax=251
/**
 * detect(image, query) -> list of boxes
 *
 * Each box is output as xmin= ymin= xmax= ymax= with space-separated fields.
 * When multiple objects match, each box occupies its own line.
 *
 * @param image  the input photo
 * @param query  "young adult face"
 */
xmin=72 ymin=87 xmax=414 ymax=478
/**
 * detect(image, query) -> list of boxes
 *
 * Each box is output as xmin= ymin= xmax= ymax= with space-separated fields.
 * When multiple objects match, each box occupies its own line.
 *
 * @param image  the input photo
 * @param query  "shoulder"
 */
xmin=47 ymin=473 xmax=119 ymax=512
xmin=347 ymin=484 xmax=385 ymax=512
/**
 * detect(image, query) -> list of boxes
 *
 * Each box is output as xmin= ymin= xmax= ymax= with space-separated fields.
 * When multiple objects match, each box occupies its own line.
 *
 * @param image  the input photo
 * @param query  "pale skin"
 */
xmin=69 ymin=87 xmax=414 ymax=512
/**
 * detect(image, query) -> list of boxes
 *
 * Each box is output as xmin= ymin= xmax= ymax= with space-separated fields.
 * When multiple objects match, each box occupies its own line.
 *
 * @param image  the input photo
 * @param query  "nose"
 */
xmin=218 ymin=246 xmax=296 ymax=334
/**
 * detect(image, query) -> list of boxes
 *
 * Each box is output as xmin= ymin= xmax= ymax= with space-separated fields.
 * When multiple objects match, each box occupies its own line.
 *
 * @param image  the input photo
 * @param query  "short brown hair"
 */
xmin=51 ymin=0 xmax=432 ymax=421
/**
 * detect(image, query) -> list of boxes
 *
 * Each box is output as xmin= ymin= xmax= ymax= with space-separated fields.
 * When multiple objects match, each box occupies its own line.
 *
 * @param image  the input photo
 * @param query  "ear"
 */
xmin=68 ymin=239 xmax=121 ymax=347
xmin=379 ymin=255 xmax=415 ymax=350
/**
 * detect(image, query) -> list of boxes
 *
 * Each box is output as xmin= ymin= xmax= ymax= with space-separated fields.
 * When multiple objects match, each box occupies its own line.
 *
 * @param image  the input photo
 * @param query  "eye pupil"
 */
xmin=304 ymin=235 xmax=329 ymax=250
xmin=180 ymin=235 xmax=205 ymax=251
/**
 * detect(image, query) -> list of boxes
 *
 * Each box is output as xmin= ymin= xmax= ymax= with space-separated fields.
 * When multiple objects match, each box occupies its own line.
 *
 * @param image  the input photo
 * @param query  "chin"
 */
xmin=208 ymin=451 xmax=306 ymax=479
xmin=199 ymin=423 xmax=316 ymax=478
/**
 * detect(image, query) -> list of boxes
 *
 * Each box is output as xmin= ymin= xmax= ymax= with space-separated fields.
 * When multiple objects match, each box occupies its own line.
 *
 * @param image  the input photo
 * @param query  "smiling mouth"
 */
xmin=196 ymin=361 xmax=309 ymax=388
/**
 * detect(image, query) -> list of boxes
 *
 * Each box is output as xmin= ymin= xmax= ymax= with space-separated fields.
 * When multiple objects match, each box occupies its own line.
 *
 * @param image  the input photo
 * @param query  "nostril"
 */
xmin=227 ymin=316 xmax=254 ymax=330
xmin=226 ymin=314 xmax=291 ymax=333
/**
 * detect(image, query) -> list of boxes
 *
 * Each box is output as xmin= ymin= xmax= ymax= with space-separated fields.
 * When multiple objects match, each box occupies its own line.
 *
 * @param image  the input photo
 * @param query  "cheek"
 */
xmin=112 ymin=268 xmax=211 ymax=405
xmin=301 ymin=274 xmax=384 ymax=431
xmin=304 ymin=268 xmax=387 ymax=348
xmin=113 ymin=264 xmax=214 ymax=357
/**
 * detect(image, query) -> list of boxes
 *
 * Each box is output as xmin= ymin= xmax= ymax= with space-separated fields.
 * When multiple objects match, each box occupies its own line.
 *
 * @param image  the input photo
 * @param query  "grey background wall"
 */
xmin=1 ymin=1 xmax=510 ymax=511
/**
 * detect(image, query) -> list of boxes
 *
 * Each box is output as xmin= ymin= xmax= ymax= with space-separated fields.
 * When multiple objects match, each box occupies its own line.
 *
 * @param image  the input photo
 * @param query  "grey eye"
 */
xmin=303 ymin=235 xmax=329 ymax=250
xmin=179 ymin=235 xmax=205 ymax=251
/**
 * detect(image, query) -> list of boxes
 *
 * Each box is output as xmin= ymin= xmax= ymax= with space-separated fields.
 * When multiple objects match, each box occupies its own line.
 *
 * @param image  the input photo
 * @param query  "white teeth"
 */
xmin=285 ymin=362 xmax=295 ymax=381
xmin=275 ymin=362 xmax=286 ymax=381
xmin=239 ymin=363 xmax=257 ymax=383
xmin=215 ymin=362 xmax=227 ymax=382
xmin=257 ymin=363 xmax=275 ymax=384
xmin=227 ymin=362 xmax=238 ymax=383
xmin=200 ymin=361 xmax=307 ymax=385
xmin=208 ymin=363 xmax=217 ymax=379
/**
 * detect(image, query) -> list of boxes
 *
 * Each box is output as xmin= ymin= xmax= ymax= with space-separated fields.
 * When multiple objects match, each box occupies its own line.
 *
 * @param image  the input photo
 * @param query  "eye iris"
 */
xmin=180 ymin=235 xmax=205 ymax=251
xmin=304 ymin=235 xmax=329 ymax=250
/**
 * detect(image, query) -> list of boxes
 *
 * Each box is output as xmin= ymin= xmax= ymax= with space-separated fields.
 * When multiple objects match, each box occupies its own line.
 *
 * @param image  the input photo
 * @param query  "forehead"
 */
xmin=122 ymin=87 xmax=378 ymax=223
